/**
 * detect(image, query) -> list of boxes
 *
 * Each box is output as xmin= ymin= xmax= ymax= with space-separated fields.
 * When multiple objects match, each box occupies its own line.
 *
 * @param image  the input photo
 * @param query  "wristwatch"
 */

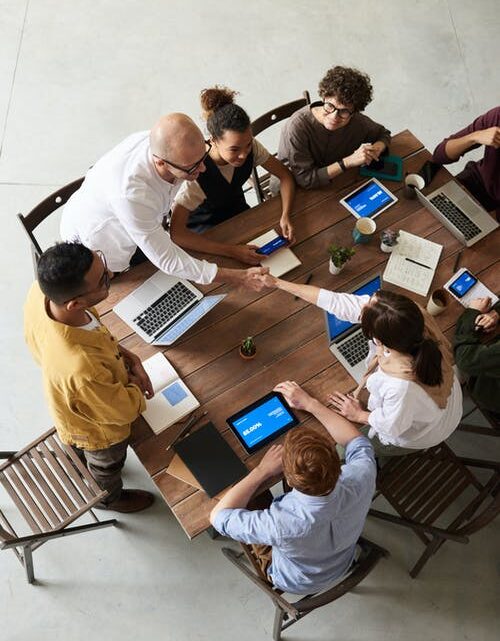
xmin=338 ymin=159 xmax=347 ymax=172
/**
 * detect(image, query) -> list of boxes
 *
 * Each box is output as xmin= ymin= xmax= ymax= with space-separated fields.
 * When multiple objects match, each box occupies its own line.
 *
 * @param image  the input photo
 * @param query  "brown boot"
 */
xmin=96 ymin=489 xmax=155 ymax=513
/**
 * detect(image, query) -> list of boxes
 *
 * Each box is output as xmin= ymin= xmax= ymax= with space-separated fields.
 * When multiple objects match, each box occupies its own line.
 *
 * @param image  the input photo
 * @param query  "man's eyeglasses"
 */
xmin=153 ymin=140 xmax=212 ymax=175
xmin=65 ymin=250 xmax=110 ymax=303
xmin=322 ymin=102 xmax=354 ymax=120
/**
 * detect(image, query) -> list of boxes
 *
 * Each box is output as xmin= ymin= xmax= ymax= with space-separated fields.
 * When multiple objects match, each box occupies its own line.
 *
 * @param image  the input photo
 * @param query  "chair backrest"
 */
xmin=0 ymin=427 xmax=106 ymax=542
xmin=222 ymin=537 xmax=388 ymax=640
xmin=17 ymin=177 xmax=84 ymax=273
xmin=250 ymin=91 xmax=311 ymax=203
xmin=251 ymin=91 xmax=311 ymax=137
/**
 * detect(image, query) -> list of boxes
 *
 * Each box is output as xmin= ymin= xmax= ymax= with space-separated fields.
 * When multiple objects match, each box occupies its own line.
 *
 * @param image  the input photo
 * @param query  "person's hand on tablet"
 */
xmin=274 ymin=381 xmax=314 ymax=412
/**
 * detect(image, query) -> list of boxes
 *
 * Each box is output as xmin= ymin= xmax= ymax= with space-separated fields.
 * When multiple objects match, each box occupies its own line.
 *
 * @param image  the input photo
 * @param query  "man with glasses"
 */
xmin=60 ymin=113 xmax=268 ymax=290
xmin=277 ymin=66 xmax=391 ymax=190
xmin=24 ymin=242 xmax=155 ymax=513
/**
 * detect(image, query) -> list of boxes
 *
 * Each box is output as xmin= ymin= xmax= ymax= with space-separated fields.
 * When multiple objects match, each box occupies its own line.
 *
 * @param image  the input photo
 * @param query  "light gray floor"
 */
xmin=1 ymin=1 xmax=499 ymax=640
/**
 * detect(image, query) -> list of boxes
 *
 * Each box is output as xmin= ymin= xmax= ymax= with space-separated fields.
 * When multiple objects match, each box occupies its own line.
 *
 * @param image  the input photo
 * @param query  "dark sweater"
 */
xmin=277 ymin=103 xmax=391 ymax=190
xmin=432 ymin=106 xmax=500 ymax=206
xmin=453 ymin=302 xmax=500 ymax=413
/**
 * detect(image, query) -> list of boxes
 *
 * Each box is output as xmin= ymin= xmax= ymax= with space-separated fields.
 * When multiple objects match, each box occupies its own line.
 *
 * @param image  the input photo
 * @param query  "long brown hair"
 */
xmin=361 ymin=290 xmax=443 ymax=387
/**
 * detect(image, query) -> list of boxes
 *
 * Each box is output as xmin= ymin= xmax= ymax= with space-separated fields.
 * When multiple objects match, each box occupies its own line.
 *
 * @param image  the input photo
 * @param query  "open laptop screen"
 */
xmin=326 ymin=275 xmax=381 ymax=342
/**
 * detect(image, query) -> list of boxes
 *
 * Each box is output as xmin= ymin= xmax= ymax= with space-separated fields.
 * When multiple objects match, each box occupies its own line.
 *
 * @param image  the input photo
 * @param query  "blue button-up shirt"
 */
xmin=213 ymin=436 xmax=376 ymax=594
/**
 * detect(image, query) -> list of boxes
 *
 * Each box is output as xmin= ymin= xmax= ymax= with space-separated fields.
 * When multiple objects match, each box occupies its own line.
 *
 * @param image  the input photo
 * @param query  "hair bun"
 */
xmin=200 ymin=85 xmax=238 ymax=120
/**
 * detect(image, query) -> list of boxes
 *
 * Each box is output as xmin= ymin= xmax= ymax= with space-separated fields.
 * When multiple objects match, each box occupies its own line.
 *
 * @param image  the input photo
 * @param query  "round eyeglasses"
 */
xmin=322 ymin=102 xmax=353 ymax=120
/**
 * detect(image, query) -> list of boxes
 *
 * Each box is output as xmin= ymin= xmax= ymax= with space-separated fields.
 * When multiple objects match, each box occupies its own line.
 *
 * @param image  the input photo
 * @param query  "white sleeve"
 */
xmin=316 ymin=289 xmax=369 ymax=323
xmin=172 ymin=180 xmax=207 ymax=211
xmin=253 ymin=139 xmax=271 ymax=166
xmin=367 ymin=380 xmax=416 ymax=445
xmin=113 ymin=196 xmax=218 ymax=284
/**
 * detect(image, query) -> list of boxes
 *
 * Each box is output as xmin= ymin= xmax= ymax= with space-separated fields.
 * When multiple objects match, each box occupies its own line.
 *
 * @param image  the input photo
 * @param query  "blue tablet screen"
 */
xmin=326 ymin=275 xmax=381 ymax=341
xmin=345 ymin=180 xmax=393 ymax=217
xmin=231 ymin=395 xmax=296 ymax=449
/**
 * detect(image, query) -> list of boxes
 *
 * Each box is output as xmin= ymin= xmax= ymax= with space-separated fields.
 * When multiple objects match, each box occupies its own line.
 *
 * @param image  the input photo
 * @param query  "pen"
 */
xmin=294 ymin=274 xmax=313 ymax=300
xmin=405 ymin=257 xmax=431 ymax=270
xmin=166 ymin=411 xmax=207 ymax=451
xmin=453 ymin=250 xmax=463 ymax=273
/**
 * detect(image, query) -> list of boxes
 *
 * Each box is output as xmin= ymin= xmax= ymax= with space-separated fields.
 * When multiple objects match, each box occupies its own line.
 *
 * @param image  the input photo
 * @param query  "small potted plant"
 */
xmin=239 ymin=336 xmax=257 ymax=360
xmin=380 ymin=229 xmax=399 ymax=253
xmin=327 ymin=244 xmax=355 ymax=275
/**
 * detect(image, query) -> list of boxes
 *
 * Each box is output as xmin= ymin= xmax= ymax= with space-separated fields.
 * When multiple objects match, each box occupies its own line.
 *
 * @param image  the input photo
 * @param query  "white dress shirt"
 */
xmin=317 ymin=289 xmax=462 ymax=449
xmin=60 ymin=131 xmax=218 ymax=282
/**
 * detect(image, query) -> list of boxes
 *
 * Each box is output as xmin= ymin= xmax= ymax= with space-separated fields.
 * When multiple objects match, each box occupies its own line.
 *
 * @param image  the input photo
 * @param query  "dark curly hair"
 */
xmin=37 ymin=242 xmax=94 ymax=305
xmin=318 ymin=66 xmax=373 ymax=112
xmin=200 ymin=85 xmax=250 ymax=139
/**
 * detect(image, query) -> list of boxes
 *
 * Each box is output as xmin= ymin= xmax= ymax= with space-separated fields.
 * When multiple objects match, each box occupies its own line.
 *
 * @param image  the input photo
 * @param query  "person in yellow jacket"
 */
xmin=24 ymin=242 xmax=154 ymax=513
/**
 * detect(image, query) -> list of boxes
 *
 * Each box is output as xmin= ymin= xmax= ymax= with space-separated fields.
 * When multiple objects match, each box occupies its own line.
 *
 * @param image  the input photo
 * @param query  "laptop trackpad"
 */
xmin=133 ymin=282 xmax=162 ymax=306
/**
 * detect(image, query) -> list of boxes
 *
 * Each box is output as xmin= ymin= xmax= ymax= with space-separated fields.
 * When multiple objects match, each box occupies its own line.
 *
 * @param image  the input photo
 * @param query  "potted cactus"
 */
xmin=240 ymin=336 xmax=257 ymax=360
xmin=380 ymin=229 xmax=399 ymax=253
xmin=327 ymin=244 xmax=355 ymax=275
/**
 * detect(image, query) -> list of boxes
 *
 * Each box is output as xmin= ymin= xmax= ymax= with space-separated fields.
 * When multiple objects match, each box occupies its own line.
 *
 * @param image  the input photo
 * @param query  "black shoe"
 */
xmin=96 ymin=489 xmax=154 ymax=513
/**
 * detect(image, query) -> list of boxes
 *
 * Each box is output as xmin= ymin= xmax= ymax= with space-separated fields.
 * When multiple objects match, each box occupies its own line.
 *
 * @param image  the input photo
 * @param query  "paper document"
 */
xmin=141 ymin=353 xmax=199 ymax=434
xmin=249 ymin=230 xmax=301 ymax=277
xmin=383 ymin=231 xmax=442 ymax=296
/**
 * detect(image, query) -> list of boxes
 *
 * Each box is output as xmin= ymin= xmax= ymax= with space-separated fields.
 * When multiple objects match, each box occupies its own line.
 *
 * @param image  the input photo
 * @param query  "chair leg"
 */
xmin=273 ymin=606 xmax=285 ymax=641
xmin=23 ymin=545 xmax=35 ymax=584
xmin=409 ymin=536 xmax=443 ymax=579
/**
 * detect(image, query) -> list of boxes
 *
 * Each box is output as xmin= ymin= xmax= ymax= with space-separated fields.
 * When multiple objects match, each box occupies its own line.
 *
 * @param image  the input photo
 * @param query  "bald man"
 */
xmin=60 ymin=114 xmax=267 ymax=290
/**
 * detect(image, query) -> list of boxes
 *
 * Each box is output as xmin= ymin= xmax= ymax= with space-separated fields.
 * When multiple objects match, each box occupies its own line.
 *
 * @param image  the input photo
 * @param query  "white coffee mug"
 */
xmin=404 ymin=173 xmax=425 ymax=199
xmin=426 ymin=288 xmax=448 ymax=316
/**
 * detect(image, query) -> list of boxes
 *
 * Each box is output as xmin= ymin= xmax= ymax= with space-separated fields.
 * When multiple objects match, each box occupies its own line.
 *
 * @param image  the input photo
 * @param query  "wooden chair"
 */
xmin=17 ymin=177 xmax=84 ymax=275
xmin=0 ymin=427 xmax=117 ymax=584
xmin=250 ymin=91 xmax=311 ymax=203
xmin=222 ymin=537 xmax=388 ymax=641
xmin=369 ymin=443 xmax=500 ymax=578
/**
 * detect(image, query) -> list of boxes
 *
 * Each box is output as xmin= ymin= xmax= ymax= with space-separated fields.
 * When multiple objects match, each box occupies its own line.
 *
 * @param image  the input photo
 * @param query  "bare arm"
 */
xmin=261 ymin=156 xmax=296 ymax=241
xmin=274 ymin=381 xmax=362 ymax=446
xmin=170 ymin=202 xmax=261 ymax=266
xmin=262 ymin=275 xmax=321 ymax=305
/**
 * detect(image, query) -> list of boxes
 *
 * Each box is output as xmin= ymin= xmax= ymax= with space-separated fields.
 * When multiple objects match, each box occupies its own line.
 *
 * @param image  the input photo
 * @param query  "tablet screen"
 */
xmin=341 ymin=179 xmax=396 ymax=219
xmin=448 ymin=270 xmax=477 ymax=298
xmin=227 ymin=392 xmax=299 ymax=454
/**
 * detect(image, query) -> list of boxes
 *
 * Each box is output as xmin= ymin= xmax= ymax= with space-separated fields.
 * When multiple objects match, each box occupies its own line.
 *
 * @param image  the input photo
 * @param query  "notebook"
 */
xmin=249 ymin=229 xmax=301 ymax=277
xmin=173 ymin=422 xmax=247 ymax=498
xmin=141 ymin=353 xmax=199 ymax=434
xmin=383 ymin=231 xmax=442 ymax=296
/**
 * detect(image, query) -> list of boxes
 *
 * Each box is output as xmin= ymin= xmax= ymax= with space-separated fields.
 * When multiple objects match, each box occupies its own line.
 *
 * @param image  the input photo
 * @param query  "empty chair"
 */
xmin=17 ymin=177 xmax=84 ymax=275
xmin=369 ymin=442 xmax=500 ymax=578
xmin=222 ymin=537 xmax=388 ymax=641
xmin=0 ymin=427 xmax=116 ymax=584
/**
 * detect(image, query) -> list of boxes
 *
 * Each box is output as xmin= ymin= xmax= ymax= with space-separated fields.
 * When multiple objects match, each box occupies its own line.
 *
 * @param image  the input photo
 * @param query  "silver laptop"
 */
xmin=415 ymin=180 xmax=498 ymax=247
xmin=324 ymin=274 xmax=381 ymax=383
xmin=114 ymin=271 xmax=225 ymax=345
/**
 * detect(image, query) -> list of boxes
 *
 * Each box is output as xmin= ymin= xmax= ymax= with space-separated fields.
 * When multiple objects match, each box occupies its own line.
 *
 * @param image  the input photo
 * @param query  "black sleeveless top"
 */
xmin=187 ymin=151 xmax=254 ymax=231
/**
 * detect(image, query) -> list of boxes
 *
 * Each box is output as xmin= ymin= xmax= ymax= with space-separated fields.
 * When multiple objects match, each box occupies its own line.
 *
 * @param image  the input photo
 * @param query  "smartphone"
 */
xmin=256 ymin=236 xmax=288 ymax=255
xmin=367 ymin=157 xmax=399 ymax=177
xmin=448 ymin=270 xmax=478 ymax=298
xmin=418 ymin=160 xmax=440 ymax=186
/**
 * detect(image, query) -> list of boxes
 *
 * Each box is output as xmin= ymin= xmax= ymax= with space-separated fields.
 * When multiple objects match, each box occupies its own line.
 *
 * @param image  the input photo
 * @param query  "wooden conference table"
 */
xmin=97 ymin=130 xmax=499 ymax=539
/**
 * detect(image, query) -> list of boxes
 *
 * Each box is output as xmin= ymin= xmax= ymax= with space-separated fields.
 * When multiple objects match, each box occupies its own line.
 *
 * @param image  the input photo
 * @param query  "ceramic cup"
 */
xmin=352 ymin=217 xmax=377 ymax=244
xmin=404 ymin=173 xmax=425 ymax=199
xmin=426 ymin=288 xmax=448 ymax=316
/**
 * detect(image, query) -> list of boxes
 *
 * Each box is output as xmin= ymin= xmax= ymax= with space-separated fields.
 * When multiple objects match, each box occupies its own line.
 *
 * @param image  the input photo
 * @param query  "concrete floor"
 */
xmin=1 ymin=1 xmax=499 ymax=640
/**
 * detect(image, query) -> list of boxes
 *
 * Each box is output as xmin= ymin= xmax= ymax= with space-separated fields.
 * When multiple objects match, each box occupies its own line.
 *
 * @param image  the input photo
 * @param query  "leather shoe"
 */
xmin=96 ymin=489 xmax=155 ymax=513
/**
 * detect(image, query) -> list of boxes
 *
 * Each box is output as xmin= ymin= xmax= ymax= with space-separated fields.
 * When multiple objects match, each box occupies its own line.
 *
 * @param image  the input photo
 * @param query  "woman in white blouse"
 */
xmin=267 ymin=275 xmax=462 ymax=456
xmin=170 ymin=86 xmax=296 ymax=266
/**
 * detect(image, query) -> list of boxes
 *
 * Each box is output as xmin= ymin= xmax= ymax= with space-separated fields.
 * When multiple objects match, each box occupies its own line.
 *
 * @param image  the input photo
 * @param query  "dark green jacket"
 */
xmin=453 ymin=302 xmax=500 ymax=413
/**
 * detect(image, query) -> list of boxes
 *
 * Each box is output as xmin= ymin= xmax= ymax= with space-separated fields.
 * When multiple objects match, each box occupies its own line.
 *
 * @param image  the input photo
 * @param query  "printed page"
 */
xmin=142 ymin=352 xmax=178 ymax=393
xmin=383 ymin=232 xmax=442 ymax=296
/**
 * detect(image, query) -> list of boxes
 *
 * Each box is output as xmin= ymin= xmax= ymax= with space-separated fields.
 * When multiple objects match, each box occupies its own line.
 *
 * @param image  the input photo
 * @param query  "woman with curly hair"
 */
xmin=277 ymin=66 xmax=391 ymax=190
xmin=170 ymin=86 xmax=296 ymax=266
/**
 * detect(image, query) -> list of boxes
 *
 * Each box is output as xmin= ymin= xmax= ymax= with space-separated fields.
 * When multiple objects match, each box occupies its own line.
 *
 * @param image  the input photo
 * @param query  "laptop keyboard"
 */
xmin=133 ymin=282 xmax=197 ymax=336
xmin=337 ymin=331 xmax=369 ymax=367
xmin=430 ymin=193 xmax=481 ymax=241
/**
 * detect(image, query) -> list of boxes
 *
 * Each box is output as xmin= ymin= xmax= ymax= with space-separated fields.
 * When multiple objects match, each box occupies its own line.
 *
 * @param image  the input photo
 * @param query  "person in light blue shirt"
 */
xmin=210 ymin=380 xmax=376 ymax=595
